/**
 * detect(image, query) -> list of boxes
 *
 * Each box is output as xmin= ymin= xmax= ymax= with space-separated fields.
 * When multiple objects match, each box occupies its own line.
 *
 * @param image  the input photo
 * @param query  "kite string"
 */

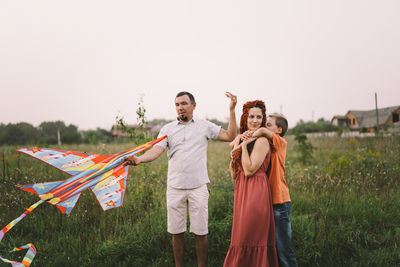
xmin=0 ymin=200 xmax=44 ymax=267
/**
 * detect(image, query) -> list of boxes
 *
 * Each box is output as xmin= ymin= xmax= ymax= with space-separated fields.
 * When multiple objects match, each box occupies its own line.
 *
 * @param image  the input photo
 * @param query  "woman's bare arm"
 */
xmin=241 ymin=137 xmax=270 ymax=177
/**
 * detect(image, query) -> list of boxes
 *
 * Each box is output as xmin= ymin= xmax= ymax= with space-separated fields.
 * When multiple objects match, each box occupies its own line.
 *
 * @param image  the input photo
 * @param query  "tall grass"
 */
xmin=1 ymin=136 xmax=399 ymax=266
xmin=287 ymin=135 xmax=400 ymax=266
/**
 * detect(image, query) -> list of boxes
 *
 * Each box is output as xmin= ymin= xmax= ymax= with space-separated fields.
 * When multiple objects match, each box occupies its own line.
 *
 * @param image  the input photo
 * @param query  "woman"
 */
xmin=224 ymin=100 xmax=278 ymax=267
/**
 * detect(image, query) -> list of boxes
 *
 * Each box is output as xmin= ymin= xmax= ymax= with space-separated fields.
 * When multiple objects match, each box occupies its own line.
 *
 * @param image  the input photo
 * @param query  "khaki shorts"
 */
xmin=166 ymin=184 xmax=209 ymax=235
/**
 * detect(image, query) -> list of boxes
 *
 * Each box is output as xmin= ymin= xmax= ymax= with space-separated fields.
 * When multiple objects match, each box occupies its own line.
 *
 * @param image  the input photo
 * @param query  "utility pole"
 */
xmin=375 ymin=92 xmax=379 ymax=133
xmin=57 ymin=128 xmax=62 ymax=145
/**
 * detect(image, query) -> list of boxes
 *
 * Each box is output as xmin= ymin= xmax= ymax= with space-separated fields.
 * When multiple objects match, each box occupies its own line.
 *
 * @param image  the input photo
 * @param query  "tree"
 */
xmin=39 ymin=121 xmax=66 ymax=144
xmin=288 ymin=118 xmax=338 ymax=135
xmin=0 ymin=122 xmax=39 ymax=145
xmin=38 ymin=121 xmax=81 ymax=144
xmin=294 ymin=133 xmax=314 ymax=165
xmin=62 ymin=124 xmax=82 ymax=144
xmin=82 ymin=128 xmax=113 ymax=144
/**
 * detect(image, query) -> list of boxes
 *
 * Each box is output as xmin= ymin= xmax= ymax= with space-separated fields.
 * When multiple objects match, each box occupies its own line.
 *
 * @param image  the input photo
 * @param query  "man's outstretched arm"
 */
xmin=218 ymin=92 xmax=237 ymax=142
xmin=125 ymin=145 xmax=165 ymax=166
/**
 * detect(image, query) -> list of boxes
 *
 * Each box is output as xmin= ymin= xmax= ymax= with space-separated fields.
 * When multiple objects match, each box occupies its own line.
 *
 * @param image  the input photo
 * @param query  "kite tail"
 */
xmin=0 ymin=200 xmax=44 ymax=267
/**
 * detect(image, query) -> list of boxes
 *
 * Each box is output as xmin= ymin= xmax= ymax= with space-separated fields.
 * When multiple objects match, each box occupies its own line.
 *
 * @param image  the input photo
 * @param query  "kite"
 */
xmin=0 ymin=135 xmax=167 ymax=266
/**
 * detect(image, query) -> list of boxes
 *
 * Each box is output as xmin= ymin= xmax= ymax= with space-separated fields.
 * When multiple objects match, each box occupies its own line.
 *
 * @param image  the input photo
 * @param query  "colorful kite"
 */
xmin=0 ymin=135 xmax=167 ymax=266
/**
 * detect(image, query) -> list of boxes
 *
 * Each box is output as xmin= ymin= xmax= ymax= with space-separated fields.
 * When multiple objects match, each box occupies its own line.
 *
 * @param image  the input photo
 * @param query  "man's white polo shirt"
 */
xmin=156 ymin=118 xmax=221 ymax=189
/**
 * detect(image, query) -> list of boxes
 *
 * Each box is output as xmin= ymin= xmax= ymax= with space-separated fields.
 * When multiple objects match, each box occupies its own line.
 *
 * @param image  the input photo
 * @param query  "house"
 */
xmin=336 ymin=105 xmax=400 ymax=132
xmin=111 ymin=124 xmax=137 ymax=138
xmin=331 ymin=115 xmax=349 ymax=127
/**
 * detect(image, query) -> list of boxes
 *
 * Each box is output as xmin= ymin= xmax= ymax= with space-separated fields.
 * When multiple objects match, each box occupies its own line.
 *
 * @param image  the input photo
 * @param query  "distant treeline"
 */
xmin=0 ymin=118 xmax=339 ymax=146
xmin=0 ymin=121 xmax=113 ymax=145
xmin=288 ymin=118 xmax=339 ymax=135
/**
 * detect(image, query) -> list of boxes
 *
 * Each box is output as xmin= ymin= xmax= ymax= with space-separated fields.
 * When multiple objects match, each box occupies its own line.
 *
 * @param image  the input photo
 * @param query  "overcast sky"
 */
xmin=1 ymin=0 xmax=399 ymax=130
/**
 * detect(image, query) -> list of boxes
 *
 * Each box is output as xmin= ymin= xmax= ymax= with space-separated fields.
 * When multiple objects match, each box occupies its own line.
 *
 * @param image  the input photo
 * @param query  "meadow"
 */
xmin=0 ymin=135 xmax=399 ymax=266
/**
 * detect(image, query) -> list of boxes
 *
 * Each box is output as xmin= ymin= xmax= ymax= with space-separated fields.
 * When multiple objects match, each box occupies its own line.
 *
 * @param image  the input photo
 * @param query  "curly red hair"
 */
xmin=239 ymin=100 xmax=267 ymax=133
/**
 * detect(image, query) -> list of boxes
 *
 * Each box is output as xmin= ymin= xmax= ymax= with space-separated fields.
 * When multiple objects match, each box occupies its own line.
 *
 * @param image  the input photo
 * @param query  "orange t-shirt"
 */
xmin=269 ymin=134 xmax=291 ymax=204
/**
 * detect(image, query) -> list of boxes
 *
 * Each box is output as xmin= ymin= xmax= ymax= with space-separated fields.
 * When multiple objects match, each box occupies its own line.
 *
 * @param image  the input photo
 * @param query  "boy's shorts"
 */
xmin=166 ymin=184 xmax=209 ymax=235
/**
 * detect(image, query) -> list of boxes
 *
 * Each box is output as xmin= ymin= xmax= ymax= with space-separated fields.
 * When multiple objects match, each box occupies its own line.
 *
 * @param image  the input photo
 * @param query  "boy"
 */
xmin=246 ymin=113 xmax=297 ymax=267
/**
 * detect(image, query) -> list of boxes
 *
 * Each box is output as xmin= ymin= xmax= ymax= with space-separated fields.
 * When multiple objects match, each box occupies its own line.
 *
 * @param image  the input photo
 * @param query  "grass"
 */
xmin=1 ymin=135 xmax=399 ymax=266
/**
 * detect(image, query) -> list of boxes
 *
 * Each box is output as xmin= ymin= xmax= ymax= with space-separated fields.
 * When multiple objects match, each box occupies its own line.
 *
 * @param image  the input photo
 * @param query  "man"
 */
xmin=125 ymin=91 xmax=237 ymax=267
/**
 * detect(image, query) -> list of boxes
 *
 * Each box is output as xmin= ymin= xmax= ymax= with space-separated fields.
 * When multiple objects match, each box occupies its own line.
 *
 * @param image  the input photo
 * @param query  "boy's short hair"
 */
xmin=268 ymin=113 xmax=288 ymax=137
xmin=176 ymin=91 xmax=196 ymax=104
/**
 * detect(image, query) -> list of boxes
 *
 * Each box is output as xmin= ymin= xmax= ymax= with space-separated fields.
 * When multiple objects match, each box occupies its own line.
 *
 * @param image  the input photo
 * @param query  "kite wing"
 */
xmin=17 ymin=147 xmax=110 ymax=176
xmin=90 ymin=165 xmax=130 ymax=211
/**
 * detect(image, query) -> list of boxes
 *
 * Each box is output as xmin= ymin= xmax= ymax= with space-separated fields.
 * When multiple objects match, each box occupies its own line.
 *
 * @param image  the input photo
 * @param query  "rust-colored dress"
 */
xmin=224 ymin=151 xmax=278 ymax=267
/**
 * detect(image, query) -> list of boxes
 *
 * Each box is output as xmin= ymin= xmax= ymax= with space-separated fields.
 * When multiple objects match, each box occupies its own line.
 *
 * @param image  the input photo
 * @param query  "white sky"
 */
xmin=1 ymin=0 xmax=399 ymax=129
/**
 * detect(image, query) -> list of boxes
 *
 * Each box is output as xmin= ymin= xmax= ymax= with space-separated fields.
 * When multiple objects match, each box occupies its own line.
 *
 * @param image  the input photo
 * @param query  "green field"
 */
xmin=1 ymin=135 xmax=399 ymax=266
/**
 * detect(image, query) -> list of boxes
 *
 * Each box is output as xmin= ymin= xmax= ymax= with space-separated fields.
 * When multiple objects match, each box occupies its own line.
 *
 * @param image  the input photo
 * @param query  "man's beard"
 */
xmin=177 ymin=115 xmax=188 ymax=122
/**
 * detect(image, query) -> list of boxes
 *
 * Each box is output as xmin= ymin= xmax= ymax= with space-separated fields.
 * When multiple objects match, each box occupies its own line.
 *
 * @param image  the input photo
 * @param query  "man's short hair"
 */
xmin=176 ymin=91 xmax=196 ymax=104
xmin=268 ymin=113 xmax=288 ymax=137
